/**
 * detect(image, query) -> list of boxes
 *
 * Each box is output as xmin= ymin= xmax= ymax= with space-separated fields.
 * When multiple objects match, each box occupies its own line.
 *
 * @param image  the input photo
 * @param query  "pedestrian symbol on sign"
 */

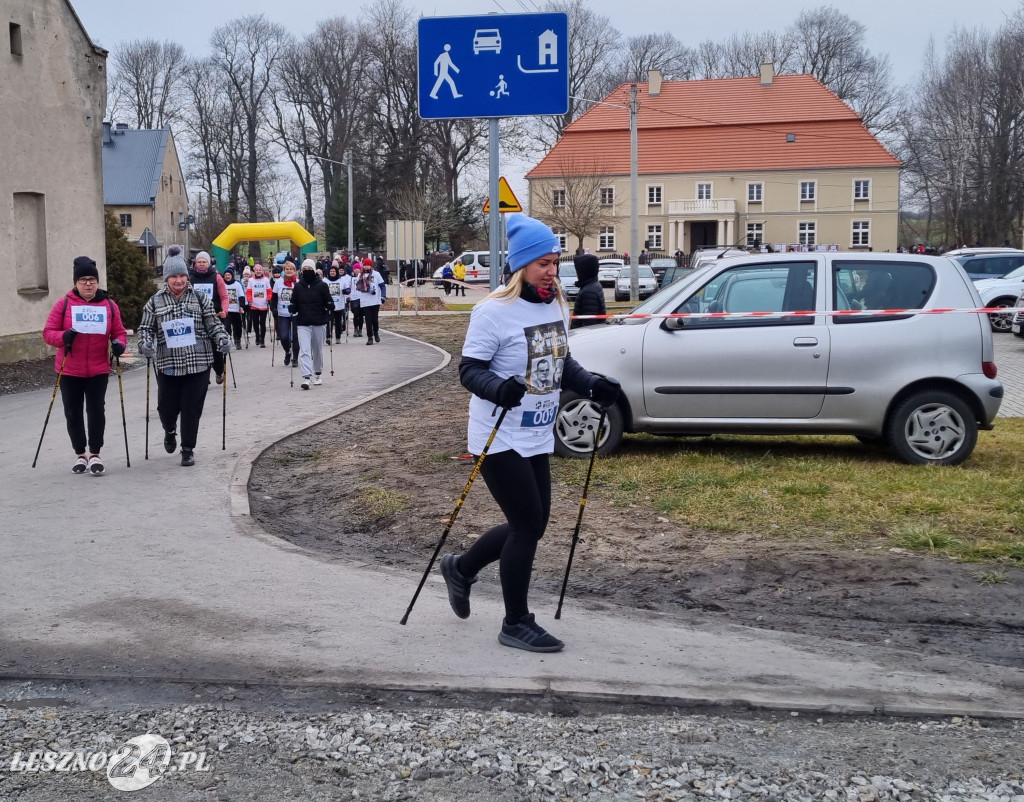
xmin=429 ymin=44 xmax=462 ymax=100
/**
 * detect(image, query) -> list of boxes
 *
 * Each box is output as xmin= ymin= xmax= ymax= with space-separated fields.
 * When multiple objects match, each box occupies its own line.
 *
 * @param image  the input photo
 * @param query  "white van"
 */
xmin=432 ymin=251 xmax=504 ymax=285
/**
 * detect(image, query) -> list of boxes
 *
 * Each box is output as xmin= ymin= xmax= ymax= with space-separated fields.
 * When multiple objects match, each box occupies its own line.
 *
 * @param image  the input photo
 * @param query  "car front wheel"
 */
xmin=554 ymin=392 xmax=624 ymax=458
xmin=885 ymin=391 xmax=977 ymax=465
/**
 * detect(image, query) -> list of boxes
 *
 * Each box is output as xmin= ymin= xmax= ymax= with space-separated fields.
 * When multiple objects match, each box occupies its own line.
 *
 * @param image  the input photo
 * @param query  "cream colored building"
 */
xmin=1 ymin=0 xmax=107 ymax=362
xmin=527 ymin=70 xmax=901 ymax=258
xmin=102 ymin=124 xmax=188 ymax=269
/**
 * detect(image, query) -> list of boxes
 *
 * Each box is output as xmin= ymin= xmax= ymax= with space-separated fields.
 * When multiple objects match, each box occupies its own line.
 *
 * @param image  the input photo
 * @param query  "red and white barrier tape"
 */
xmin=571 ymin=307 xmax=1020 ymax=321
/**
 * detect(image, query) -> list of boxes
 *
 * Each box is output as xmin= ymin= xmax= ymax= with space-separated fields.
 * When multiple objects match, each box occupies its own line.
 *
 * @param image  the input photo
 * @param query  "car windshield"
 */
xmin=558 ymin=263 xmax=576 ymax=278
xmin=618 ymin=266 xmax=655 ymax=279
xmin=1001 ymin=265 xmax=1024 ymax=280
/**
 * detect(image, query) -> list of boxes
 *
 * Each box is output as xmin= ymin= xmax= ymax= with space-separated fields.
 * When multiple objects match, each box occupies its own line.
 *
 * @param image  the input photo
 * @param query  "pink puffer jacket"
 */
xmin=42 ymin=290 xmax=128 ymax=378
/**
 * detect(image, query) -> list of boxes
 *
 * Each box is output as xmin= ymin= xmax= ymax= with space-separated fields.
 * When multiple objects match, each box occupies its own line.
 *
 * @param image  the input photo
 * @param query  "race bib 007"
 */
xmin=161 ymin=317 xmax=196 ymax=349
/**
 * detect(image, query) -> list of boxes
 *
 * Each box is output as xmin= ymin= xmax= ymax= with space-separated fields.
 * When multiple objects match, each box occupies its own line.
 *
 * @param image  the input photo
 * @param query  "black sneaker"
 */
xmin=374 ymin=334 xmax=380 ymax=343
xmin=164 ymin=431 xmax=177 ymax=454
xmin=498 ymin=614 xmax=564 ymax=653
xmin=284 ymin=353 xmax=291 ymax=366
xmin=440 ymin=554 xmax=476 ymax=619
xmin=181 ymin=449 xmax=195 ymax=467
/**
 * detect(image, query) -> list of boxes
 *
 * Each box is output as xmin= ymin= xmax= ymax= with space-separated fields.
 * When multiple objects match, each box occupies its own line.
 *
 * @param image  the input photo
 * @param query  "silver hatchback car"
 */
xmin=557 ymin=253 xmax=1003 ymax=465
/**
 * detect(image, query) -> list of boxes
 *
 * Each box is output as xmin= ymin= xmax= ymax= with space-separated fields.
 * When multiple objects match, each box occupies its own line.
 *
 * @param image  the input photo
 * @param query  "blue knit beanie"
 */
xmin=506 ymin=214 xmax=561 ymax=272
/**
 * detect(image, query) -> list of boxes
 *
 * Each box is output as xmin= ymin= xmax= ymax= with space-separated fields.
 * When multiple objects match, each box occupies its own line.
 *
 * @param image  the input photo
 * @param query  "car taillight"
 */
xmin=983 ymin=361 xmax=998 ymax=379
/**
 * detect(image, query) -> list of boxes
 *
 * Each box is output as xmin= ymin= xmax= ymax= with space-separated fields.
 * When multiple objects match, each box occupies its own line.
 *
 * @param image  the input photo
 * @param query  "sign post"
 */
xmin=387 ymin=220 xmax=425 ymax=315
xmin=418 ymin=12 xmax=568 ymax=289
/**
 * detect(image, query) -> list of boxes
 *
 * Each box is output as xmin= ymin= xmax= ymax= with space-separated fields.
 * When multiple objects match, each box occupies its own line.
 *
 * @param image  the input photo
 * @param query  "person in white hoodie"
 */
xmin=353 ymin=257 xmax=385 ymax=345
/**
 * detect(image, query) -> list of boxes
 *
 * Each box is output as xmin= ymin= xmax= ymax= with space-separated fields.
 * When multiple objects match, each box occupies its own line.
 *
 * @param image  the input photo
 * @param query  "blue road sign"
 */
xmin=418 ymin=13 xmax=569 ymax=120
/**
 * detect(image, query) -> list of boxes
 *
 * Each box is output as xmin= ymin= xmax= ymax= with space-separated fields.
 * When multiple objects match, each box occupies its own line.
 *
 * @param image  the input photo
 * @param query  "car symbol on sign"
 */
xmin=473 ymin=29 xmax=501 ymax=54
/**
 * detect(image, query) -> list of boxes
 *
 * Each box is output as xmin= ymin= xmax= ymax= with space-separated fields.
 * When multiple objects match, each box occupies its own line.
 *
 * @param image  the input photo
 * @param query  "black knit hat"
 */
xmin=73 ymin=256 xmax=99 ymax=283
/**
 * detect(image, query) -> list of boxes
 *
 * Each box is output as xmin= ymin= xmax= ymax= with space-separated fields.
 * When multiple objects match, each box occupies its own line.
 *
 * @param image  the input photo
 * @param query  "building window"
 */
xmin=10 ymin=22 xmax=23 ymax=56
xmin=852 ymin=220 xmax=870 ymax=247
xmin=552 ymin=188 xmax=566 ymax=208
xmin=800 ymin=181 xmax=816 ymax=202
xmin=553 ymin=228 xmax=568 ymax=250
xmin=697 ymin=183 xmax=712 ymax=200
xmin=598 ymin=227 xmax=615 ymax=251
xmin=179 ymin=211 xmax=185 ymax=226
xmin=168 ymin=175 xmax=173 ymax=194
xmin=646 ymin=225 xmax=663 ymax=250
xmin=600 ymin=187 xmax=614 ymax=206
xmin=119 ymin=213 xmax=132 ymax=228
xmin=647 ymin=185 xmax=662 ymax=205
xmin=13 ymin=192 xmax=48 ymax=292
xmin=798 ymin=221 xmax=816 ymax=246
xmin=854 ymin=179 xmax=870 ymax=200
xmin=746 ymin=222 xmax=764 ymax=247
xmin=748 ymin=183 xmax=763 ymax=203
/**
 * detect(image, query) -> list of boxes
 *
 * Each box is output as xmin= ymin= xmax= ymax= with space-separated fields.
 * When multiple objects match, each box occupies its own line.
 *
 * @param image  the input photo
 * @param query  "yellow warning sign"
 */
xmin=482 ymin=177 xmax=523 ymax=214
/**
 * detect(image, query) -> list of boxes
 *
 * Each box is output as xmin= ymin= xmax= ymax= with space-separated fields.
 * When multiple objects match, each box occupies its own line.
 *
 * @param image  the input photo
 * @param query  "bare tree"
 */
xmin=721 ymin=31 xmax=795 ymax=78
xmin=537 ymin=0 xmax=622 ymax=147
xmin=210 ymin=14 xmax=293 ymax=238
xmin=532 ymin=157 xmax=617 ymax=252
xmin=608 ymin=33 xmax=696 ymax=84
xmin=109 ymin=39 xmax=187 ymax=129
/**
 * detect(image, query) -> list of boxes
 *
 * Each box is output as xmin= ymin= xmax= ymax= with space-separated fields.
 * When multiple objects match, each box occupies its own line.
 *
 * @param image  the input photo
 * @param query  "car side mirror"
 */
xmin=661 ymin=316 xmax=685 ymax=332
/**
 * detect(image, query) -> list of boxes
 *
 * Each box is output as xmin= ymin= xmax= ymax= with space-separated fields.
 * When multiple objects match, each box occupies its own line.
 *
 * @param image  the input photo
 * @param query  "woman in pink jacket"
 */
xmin=42 ymin=257 xmax=128 ymax=475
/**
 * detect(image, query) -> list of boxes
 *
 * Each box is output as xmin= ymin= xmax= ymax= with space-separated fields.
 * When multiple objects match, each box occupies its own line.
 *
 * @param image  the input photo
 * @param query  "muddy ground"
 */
xmin=249 ymin=316 xmax=1024 ymax=674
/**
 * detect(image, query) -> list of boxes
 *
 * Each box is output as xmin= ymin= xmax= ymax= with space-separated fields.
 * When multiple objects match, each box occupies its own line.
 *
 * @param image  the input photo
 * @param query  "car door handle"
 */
xmin=793 ymin=338 xmax=818 ymax=347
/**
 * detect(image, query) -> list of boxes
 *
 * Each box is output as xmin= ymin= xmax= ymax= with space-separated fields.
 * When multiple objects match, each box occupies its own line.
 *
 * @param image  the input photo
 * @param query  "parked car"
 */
xmin=614 ymin=265 xmax=658 ymax=301
xmin=648 ymin=257 xmax=677 ymax=284
xmin=431 ymin=251 xmax=500 ymax=286
xmin=555 ymin=253 xmax=1002 ymax=466
xmin=274 ymin=251 xmax=289 ymax=265
xmin=1012 ymin=289 xmax=1024 ymax=337
xmin=558 ymin=262 xmax=579 ymax=300
xmin=689 ymin=247 xmax=748 ymax=272
xmin=974 ymin=265 xmax=1024 ymax=331
xmin=597 ymin=258 xmax=623 ymax=287
xmin=659 ymin=264 xmax=697 ymax=288
xmin=953 ymin=251 xmax=1024 ymax=281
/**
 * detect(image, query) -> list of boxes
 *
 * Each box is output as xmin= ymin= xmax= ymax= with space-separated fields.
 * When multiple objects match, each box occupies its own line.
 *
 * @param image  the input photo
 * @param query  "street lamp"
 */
xmin=309 ymin=151 xmax=354 ymax=254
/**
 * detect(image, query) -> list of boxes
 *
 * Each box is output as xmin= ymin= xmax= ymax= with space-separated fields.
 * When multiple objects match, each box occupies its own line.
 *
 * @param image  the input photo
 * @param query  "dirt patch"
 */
xmin=249 ymin=316 xmax=1024 ymax=671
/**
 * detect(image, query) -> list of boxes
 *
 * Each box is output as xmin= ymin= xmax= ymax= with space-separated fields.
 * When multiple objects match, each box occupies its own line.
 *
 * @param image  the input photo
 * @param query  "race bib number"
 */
xmin=71 ymin=305 xmax=107 ymax=334
xmin=161 ymin=317 xmax=197 ymax=348
xmin=195 ymin=284 xmax=214 ymax=301
xmin=519 ymin=400 xmax=558 ymax=428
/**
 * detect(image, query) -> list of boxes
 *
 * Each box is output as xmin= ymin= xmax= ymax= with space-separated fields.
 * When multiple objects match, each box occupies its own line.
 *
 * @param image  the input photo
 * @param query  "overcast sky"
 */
xmin=69 ymin=0 xmax=1022 ymax=215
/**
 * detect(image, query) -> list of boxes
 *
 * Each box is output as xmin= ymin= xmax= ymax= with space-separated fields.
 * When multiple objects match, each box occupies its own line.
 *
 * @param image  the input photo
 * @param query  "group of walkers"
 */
xmin=40 ymin=214 xmax=620 ymax=655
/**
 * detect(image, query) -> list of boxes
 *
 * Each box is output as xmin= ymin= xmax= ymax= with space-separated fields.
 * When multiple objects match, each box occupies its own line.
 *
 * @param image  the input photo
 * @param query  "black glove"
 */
xmin=590 ymin=376 xmax=621 ymax=409
xmin=111 ymin=341 xmax=125 ymax=357
xmin=496 ymin=375 xmax=527 ymax=409
xmin=62 ymin=330 xmax=78 ymax=349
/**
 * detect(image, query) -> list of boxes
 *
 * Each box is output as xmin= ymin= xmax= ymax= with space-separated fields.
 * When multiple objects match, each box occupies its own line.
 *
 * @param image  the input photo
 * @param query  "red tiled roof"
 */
xmin=527 ymin=74 xmax=900 ymax=178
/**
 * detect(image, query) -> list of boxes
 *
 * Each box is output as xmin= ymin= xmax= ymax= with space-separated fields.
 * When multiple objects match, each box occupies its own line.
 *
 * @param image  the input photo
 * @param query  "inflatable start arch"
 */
xmin=211 ymin=222 xmax=318 ymax=269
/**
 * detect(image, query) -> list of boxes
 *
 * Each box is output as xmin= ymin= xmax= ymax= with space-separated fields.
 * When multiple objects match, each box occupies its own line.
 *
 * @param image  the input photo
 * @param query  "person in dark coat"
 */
xmin=571 ymin=254 xmax=606 ymax=328
xmin=289 ymin=259 xmax=334 ymax=389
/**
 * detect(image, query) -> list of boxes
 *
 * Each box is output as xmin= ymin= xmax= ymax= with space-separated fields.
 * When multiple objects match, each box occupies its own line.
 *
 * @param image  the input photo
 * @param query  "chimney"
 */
xmin=102 ymin=121 xmax=111 ymax=145
xmin=648 ymin=69 xmax=663 ymax=97
xmin=760 ymin=62 xmax=774 ymax=87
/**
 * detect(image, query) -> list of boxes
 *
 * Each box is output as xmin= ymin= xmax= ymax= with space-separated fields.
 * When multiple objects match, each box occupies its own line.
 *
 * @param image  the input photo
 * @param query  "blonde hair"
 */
xmin=483 ymin=267 xmax=568 ymax=312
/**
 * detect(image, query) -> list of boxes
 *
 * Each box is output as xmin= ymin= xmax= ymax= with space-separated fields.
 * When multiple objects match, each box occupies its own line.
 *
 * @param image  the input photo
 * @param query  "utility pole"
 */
xmin=629 ymin=83 xmax=639 ymax=302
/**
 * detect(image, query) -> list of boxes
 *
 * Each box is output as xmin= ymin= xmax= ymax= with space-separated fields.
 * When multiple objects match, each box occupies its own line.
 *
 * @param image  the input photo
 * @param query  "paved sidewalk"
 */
xmin=1 ymin=323 xmax=1023 ymax=719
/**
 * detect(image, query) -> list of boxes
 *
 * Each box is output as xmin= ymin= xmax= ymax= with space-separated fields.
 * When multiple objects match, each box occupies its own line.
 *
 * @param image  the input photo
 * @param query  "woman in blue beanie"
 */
xmin=440 ymin=214 xmax=621 ymax=653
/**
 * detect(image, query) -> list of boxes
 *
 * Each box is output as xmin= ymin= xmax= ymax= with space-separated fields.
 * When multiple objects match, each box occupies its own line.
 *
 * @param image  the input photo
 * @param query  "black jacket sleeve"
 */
xmin=561 ymin=351 xmax=598 ymax=397
xmin=459 ymin=356 xmax=507 ymax=406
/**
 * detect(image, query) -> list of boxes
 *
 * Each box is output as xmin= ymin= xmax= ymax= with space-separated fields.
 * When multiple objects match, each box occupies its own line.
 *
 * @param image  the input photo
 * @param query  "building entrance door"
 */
xmin=689 ymin=221 xmax=717 ymax=249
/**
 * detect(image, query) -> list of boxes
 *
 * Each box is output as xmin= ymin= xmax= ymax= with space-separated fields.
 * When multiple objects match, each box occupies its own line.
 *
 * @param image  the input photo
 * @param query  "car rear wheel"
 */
xmin=554 ymin=392 xmax=623 ymax=458
xmin=885 ymin=391 xmax=977 ymax=465
xmin=986 ymin=297 xmax=1016 ymax=332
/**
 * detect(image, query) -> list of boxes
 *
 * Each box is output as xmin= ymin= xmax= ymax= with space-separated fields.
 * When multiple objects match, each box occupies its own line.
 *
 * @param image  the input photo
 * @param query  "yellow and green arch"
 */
xmin=211 ymin=222 xmax=318 ymax=271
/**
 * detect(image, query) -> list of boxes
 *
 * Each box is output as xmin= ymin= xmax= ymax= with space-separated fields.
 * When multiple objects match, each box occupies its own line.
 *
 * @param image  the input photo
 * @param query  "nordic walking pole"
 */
xmin=244 ymin=309 xmax=250 ymax=349
xmin=144 ymin=358 xmax=151 ymax=460
xmin=115 ymin=356 xmax=131 ymax=468
xmin=32 ymin=353 xmax=67 ymax=468
xmin=329 ymin=330 xmax=334 ymax=377
xmin=554 ymin=407 xmax=607 ymax=620
xmin=227 ymin=350 xmax=237 ymax=389
xmin=222 ymin=356 xmax=227 ymax=451
xmin=271 ymin=316 xmax=276 ymax=367
xmin=400 ymin=377 xmax=524 ymax=626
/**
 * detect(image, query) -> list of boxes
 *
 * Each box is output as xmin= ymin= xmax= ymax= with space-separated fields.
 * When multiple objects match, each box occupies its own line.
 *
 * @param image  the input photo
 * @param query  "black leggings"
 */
xmin=457 ymin=450 xmax=551 ymax=623
xmin=330 ymin=309 xmax=346 ymax=339
xmin=350 ymin=301 xmax=363 ymax=332
xmin=156 ymin=369 xmax=210 ymax=450
xmin=250 ymin=309 xmax=267 ymax=343
xmin=362 ymin=305 xmax=380 ymax=339
xmin=60 ymin=373 xmax=108 ymax=455
xmin=226 ymin=311 xmax=244 ymax=342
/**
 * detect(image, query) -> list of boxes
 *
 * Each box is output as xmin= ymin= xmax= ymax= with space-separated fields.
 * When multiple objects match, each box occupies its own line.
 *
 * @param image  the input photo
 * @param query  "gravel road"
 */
xmin=2 ymin=681 xmax=1022 ymax=801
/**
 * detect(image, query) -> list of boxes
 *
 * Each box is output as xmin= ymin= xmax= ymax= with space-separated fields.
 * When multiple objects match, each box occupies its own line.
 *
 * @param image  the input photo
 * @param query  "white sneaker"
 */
xmin=312 ymin=374 xmax=322 ymax=386
xmin=300 ymin=378 xmax=311 ymax=390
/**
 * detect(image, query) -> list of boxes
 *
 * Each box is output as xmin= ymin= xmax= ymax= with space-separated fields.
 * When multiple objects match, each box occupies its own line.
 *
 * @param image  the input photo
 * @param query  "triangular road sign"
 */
xmin=483 ymin=177 xmax=523 ymax=214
